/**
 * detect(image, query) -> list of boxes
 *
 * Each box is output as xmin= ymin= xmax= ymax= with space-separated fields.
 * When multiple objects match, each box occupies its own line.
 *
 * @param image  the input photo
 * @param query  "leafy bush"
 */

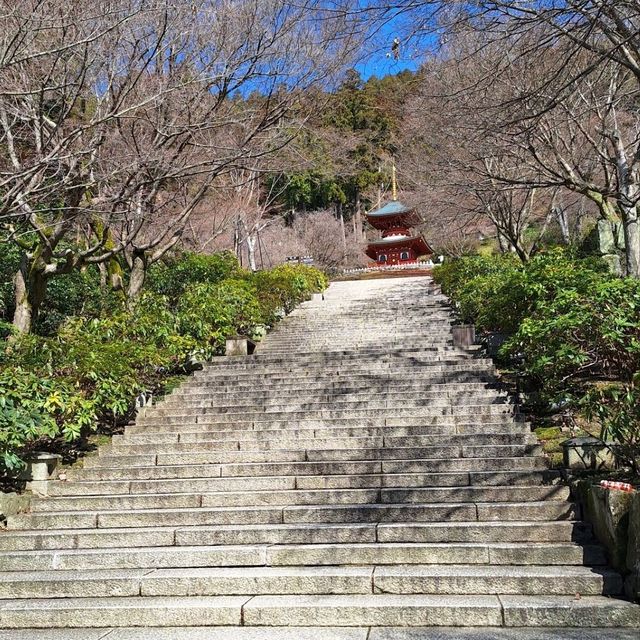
xmin=433 ymin=249 xmax=607 ymax=333
xmin=506 ymin=275 xmax=640 ymax=396
xmin=147 ymin=251 xmax=242 ymax=301
xmin=434 ymin=250 xmax=640 ymax=469
xmin=35 ymin=267 xmax=110 ymax=336
xmin=177 ymin=279 xmax=263 ymax=353
xmin=251 ymin=263 xmax=328 ymax=324
xmin=582 ymin=377 xmax=640 ymax=474
xmin=0 ymin=244 xmax=21 ymax=323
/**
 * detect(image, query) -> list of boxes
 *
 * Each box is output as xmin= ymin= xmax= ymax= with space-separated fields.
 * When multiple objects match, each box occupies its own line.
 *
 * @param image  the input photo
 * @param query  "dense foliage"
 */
xmin=434 ymin=250 xmax=640 ymax=471
xmin=0 ymin=254 xmax=327 ymax=472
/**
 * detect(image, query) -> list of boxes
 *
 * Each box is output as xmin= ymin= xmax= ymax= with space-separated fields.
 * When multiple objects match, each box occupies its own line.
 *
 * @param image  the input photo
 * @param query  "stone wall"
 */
xmin=578 ymin=483 xmax=640 ymax=601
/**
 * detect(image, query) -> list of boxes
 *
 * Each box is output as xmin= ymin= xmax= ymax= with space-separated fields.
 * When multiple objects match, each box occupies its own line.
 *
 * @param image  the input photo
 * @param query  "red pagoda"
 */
xmin=365 ymin=170 xmax=432 ymax=265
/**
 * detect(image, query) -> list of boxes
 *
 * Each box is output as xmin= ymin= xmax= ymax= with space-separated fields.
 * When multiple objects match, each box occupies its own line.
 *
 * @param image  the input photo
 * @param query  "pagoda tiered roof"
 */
xmin=366 ymin=201 xmax=413 ymax=217
xmin=365 ymin=234 xmax=432 ymax=260
xmin=365 ymin=200 xmax=423 ymax=230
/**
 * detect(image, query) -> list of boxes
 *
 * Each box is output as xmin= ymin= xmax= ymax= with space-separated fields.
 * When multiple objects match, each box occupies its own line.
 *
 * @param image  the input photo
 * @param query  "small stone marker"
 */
xmin=452 ymin=324 xmax=476 ymax=348
xmin=20 ymin=452 xmax=62 ymax=496
xmin=226 ymin=336 xmax=257 ymax=356
xmin=563 ymin=436 xmax=616 ymax=470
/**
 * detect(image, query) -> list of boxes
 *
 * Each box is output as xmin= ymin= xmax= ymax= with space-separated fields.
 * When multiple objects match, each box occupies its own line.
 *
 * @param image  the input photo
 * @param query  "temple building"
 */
xmin=365 ymin=170 xmax=432 ymax=265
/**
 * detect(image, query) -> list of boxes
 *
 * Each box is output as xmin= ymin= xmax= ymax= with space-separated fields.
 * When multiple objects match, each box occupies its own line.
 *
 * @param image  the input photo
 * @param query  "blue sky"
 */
xmin=353 ymin=9 xmax=433 ymax=80
xmin=356 ymin=50 xmax=421 ymax=80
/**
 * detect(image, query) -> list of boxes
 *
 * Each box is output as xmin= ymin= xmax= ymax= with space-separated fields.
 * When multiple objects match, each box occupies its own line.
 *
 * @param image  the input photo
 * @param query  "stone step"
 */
xmin=160 ymin=394 xmax=511 ymax=410
xmin=4 ymin=593 xmax=636 ymax=629
xmin=202 ymin=354 xmax=469 ymax=370
xmin=127 ymin=416 xmax=527 ymax=434
xmin=175 ymin=373 xmax=497 ymax=391
xmin=0 ymin=565 xmax=621 ymax=600
xmin=68 ymin=456 xmax=548 ymax=482
xmin=234 ymin=594 xmax=640 ymax=627
xmin=209 ymin=345 xmax=465 ymax=364
xmin=136 ymin=406 xmax=518 ymax=425
xmin=176 ymin=381 xmax=496 ymax=393
xmin=84 ymin=444 xmax=543 ymax=469
xmin=0 ymin=521 xmax=593 ymax=552
xmin=165 ymin=390 xmax=504 ymax=404
xmin=370 ymin=565 xmax=623 ymax=596
xmin=5 ymin=628 xmax=639 ymax=640
xmin=117 ymin=422 xmax=532 ymax=445
xmin=8 ymin=500 xmax=577 ymax=530
xmin=0 ymin=595 xmax=245 ymax=628
xmin=31 ymin=485 xmax=569 ymax=513
xmin=190 ymin=365 xmax=496 ymax=382
xmin=49 ymin=470 xmax=557 ymax=497
xmin=102 ymin=433 xmax=534 ymax=456
xmin=0 ymin=541 xmax=603 ymax=572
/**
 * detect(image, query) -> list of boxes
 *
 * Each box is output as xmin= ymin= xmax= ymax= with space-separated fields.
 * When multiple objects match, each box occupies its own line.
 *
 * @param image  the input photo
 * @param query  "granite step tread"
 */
xmin=0 ymin=520 xmax=593 ymax=552
xmin=0 ymin=564 xmax=622 ymax=599
xmin=31 ymin=486 xmax=570 ymax=513
xmin=2 ymin=627 xmax=638 ymax=639
xmin=0 ymin=542 xmax=603 ymax=571
xmin=48 ymin=470 xmax=557 ymax=497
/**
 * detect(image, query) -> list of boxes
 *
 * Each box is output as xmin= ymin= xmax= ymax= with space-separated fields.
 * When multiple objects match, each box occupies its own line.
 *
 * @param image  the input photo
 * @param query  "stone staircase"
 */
xmin=1 ymin=276 xmax=639 ymax=637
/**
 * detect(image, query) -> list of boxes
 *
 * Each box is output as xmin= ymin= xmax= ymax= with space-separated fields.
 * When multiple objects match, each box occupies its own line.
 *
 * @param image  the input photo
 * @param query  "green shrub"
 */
xmin=147 ymin=251 xmax=243 ymax=301
xmin=0 ymin=363 xmax=93 ymax=471
xmin=177 ymin=279 xmax=263 ymax=353
xmin=436 ymin=250 xmax=640 ymax=463
xmin=506 ymin=274 xmax=640 ymax=396
xmin=251 ymin=264 xmax=328 ymax=324
xmin=434 ymin=249 xmax=608 ymax=334
xmin=581 ymin=377 xmax=640 ymax=475
xmin=35 ymin=266 xmax=110 ymax=336
xmin=0 ymin=244 xmax=21 ymax=323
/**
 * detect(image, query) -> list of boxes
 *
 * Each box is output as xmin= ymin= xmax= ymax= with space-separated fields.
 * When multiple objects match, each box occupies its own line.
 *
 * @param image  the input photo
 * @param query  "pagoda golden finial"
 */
xmin=391 ymin=163 xmax=397 ymax=201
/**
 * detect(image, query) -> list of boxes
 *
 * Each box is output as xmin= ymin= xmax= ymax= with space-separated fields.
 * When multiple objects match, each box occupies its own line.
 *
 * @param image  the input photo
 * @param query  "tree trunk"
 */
xmin=233 ymin=216 xmax=241 ymax=263
xmin=622 ymin=209 xmax=640 ymax=278
xmin=246 ymin=233 xmax=258 ymax=272
xmin=127 ymin=253 xmax=148 ymax=302
xmin=554 ymin=205 xmax=571 ymax=245
xmin=497 ymin=231 xmax=510 ymax=253
xmin=98 ymin=263 xmax=108 ymax=290
xmin=12 ymin=256 xmax=48 ymax=334
xmin=339 ymin=212 xmax=347 ymax=264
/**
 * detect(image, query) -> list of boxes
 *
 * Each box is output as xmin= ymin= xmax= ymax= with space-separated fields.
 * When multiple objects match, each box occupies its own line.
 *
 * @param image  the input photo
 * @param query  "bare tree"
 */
xmin=0 ymin=0 xmax=366 ymax=330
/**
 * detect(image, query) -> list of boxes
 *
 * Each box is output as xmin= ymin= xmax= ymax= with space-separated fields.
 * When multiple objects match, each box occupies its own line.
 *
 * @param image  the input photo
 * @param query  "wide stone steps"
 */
xmin=160 ymin=393 xmax=511 ymax=409
xmin=126 ymin=419 xmax=529 ymax=436
xmin=189 ymin=363 xmax=496 ymax=381
xmin=143 ymin=402 xmax=514 ymax=420
xmin=99 ymin=433 xmax=533 ymax=456
xmin=2 ymin=276 xmax=637 ymax=634
xmin=9 ymin=500 xmax=577 ymax=531
xmin=164 ymin=389 xmax=504 ymax=405
xmin=0 ymin=521 xmax=594 ymax=552
xmin=174 ymin=380 xmax=497 ymax=394
xmin=66 ymin=456 xmax=549 ymax=483
xmin=115 ymin=423 xmax=532 ymax=445
xmin=81 ymin=446 xmax=545 ymax=469
xmin=136 ymin=406 xmax=517 ymax=426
